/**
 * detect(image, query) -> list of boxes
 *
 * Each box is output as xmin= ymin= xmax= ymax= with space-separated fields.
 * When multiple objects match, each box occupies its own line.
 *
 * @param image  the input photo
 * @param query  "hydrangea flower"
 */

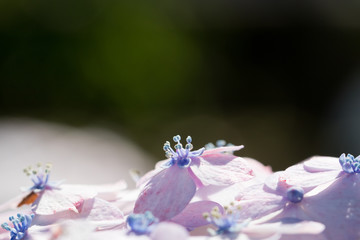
xmin=134 ymin=135 xmax=254 ymax=221
xmin=194 ymin=203 xmax=325 ymax=240
xmin=236 ymin=154 xmax=360 ymax=239
xmin=234 ymin=172 xmax=316 ymax=222
xmin=16 ymin=163 xmax=63 ymax=208
xmin=1 ymin=213 xmax=34 ymax=240
xmin=70 ymin=212 xmax=188 ymax=240
xmin=203 ymin=203 xmax=248 ymax=237
xmin=127 ymin=211 xmax=158 ymax=235
xmin=23 ymin=163 xmax=60 ymax=192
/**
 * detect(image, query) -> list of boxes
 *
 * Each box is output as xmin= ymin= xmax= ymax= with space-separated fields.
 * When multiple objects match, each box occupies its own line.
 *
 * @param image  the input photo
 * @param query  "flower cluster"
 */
xmin=0 ymin=135 xmax=358 ymax=240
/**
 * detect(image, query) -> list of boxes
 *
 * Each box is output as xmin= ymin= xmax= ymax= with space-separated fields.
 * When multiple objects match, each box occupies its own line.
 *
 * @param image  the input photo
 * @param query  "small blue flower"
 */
xmin=1 ymin=213 xmax=34 ymax=240
xmin=203 ymin=203 xmax=248 ymax=236
xmin=286 ymin=186 xmax=304 ymax=203
xmin=23 ymin=163 xmax=58 ymax=191
xmin=127 ymin=211 xmax=158 ymax=235
xmin=339 ymin=153 xmax=360 ymax=173
xmin=162 ymin=135 xmax=205 ymax=168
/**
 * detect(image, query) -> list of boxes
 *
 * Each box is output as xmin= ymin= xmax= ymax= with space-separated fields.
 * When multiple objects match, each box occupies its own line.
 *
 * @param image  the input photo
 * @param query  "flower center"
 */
xmin=127 ymin=211 xmax=157 ymax=235
xmin=1 ymin=213 xmax=34 ymax=240
xmin=286 ymin=186 xmax=304 ymax=203
xmin=163 ymin=135 xmax=204 ymax=168
xmin=339 ymin=153 xmax=360 ymax=173
xmin=24 ymin=163 xmax=52 ymax=191
xmin=203 ymin=203 xmax=247 ymax=236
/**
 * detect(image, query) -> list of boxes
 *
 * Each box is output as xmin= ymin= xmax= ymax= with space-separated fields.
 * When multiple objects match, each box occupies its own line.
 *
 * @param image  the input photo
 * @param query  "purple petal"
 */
xmin=150 ymin=222 xmax=189 ymax=240
xmin=155 ymin=159 xmax=172 ymax=169
xmin=136 ymin=167 xmax=164 ymax=188
xmin=134 ymin=166 xmax=196 ymax=221
xmin=171 ymin=201 xmax=223 ymax=229
xmin=265 ymin=170 xmax=342 ymax=193
xmin=303 ymin=174 xmax=360 ymax=240
xmin=236 ymin=183 xmax=286 ymax=221
xmin=303 ymin=156 xmax=340 ymax=172
xmin=190 ymin=156 xmax=254 ymax=186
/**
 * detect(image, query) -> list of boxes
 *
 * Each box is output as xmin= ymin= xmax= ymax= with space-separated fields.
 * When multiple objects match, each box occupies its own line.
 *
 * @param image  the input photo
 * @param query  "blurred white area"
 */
xmin=0 ymin=118 xmax=154 ymax=204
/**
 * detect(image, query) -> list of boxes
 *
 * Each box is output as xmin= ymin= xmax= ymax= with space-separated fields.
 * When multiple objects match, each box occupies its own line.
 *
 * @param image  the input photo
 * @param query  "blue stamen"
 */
xmin=127 ymin=211 xmax=158 ymax=235
xmin=205 ymin=140 xmax=235 ymax=154
xmin=216 ymin=140 xmax=226 ymax=147
xmin=1 ymin=214 xmax=34 ymax=240
xmin=339 ymin=153 xmax=360 ymax=173
xmin=286 ymin=186 xmax=304 ymax=203
xmin=162 ymin=135 xmax=205 ymax=169
xmin=24 ymin=163 xmax=56 ymax=191
xmin=173 ymin=135 xmax=181 ymax=142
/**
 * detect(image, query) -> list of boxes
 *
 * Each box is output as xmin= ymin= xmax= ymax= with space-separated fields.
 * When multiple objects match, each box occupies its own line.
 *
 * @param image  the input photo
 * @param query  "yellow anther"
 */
xmin=212 ymin=206 xmax=220 ymax=212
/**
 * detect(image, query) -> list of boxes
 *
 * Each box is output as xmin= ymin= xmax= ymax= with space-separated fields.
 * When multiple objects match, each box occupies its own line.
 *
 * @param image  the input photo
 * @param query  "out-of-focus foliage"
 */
xmin=1 ymin=0 xmax=360 ymax=170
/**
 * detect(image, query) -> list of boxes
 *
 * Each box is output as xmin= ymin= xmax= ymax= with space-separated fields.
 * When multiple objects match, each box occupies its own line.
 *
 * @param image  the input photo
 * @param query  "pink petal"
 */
xmin=243 ymin=157 xmax=273 ymax=179
xmin=134 ymin=166 xmax=196 ymax=221
xmin=79 ymin=198 xmax=124 ymax=227
xmin=171 ymin=201 xmax=223 ymax=229
xmin=32 ymin=189 xmax=94 ymax=225
xmin=150 ymin=222 xmax=189 ymax=240
xmin=236 ymin=183 xmax=286 ymax=221
xmin=265 ymin=170 xmax=341 ymax=193
xmin=243 ymin=220 xmax=325 ymax=240
xmin=155 ymin=159 xmax=170 ymax=169
xmin=303 ymin=174 xmax=360 ymax=240
xmin=202 ymin=145 xmax=244 ymax=156
xmin=194 ymin=181 xmax=254 ymax=206
xmin=302 ymin=156 xmax=341 ymax=172
xmin=136 ymin=167 xmax=164 ymax=188
xmin=190 ymin=156 xmax=254 ymax=186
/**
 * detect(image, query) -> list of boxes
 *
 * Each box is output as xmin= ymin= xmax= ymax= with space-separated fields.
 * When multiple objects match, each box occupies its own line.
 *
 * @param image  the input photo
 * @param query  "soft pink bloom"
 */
xmin=189 ymin=203 xmax=325 ymax=240
xmin=134 ymin=135 xmax=254 ymax=221
xmin=193 ymin=158 xmax=272 ymax=206
xmin=236 ymin=155 xmax=360 ymax=239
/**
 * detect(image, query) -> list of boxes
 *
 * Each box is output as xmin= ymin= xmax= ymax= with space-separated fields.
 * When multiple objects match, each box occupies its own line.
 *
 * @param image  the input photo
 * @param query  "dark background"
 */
xmin=1 ymin=0 xmax=360 ymax=170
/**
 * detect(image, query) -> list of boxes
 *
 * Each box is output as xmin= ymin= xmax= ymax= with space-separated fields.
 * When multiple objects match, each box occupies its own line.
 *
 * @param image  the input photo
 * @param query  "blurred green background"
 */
xmin=1 ymin=0 xmax=360 ymax=170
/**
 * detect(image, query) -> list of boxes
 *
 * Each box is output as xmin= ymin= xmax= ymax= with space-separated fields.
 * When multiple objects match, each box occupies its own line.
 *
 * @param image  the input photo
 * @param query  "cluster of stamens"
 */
xmin=1 ymin=213 xmax=34 ymax=240
xmin=163 ymin=135 xmax=193 ymax=158
xmin=162 ymin=135 xmax=204 ymax=168
xmin=127 ymin=211 xmax=158 ymax=235
xmin=203 ymin=203 xmax=245 ymax=236
xmin=339 ymin=153 xmax=360 ymax=173
xmin=23 ymin=163 xmax=52 ymax=191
